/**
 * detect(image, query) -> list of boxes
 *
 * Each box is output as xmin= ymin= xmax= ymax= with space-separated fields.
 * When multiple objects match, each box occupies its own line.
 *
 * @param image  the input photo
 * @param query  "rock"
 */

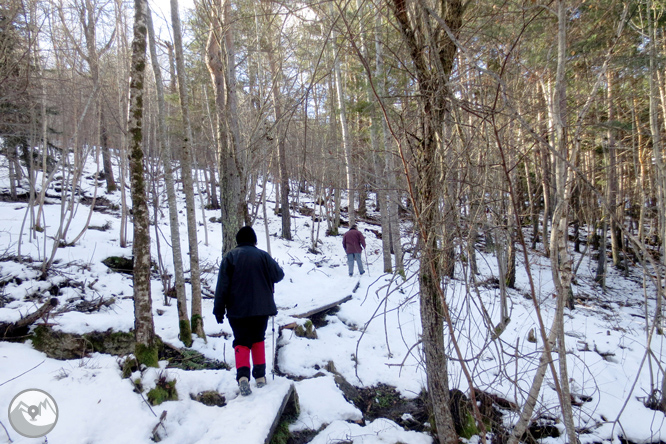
xmin=190 ymin=391 xmax=226 ymax=407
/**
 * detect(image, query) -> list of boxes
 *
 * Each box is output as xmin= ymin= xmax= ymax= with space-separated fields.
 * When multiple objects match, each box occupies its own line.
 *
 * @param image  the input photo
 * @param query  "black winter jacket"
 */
xmin=213 ymin=243 xmax=284 ymax=321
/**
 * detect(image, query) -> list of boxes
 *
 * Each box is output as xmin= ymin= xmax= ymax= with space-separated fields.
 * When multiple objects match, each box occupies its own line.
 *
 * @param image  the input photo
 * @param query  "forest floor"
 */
xmin=0 ymin=156 xmax=665 ymax=443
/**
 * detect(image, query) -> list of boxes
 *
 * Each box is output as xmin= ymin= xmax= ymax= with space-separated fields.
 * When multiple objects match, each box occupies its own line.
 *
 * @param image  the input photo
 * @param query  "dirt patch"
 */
xmin=102 ymin=256 xmax=133 ymax=274
xmin=308 ymin=306 xmax=341 ymax=328
xmin=351 ymin=383 xmax=430 ymax=433
xmin=79 ymin=195 xmax=120 ymax=214
xmin=284 ymin=430 xmax=319 ymax=444
xmin=0 ymin=191 xmax=30 ymax=202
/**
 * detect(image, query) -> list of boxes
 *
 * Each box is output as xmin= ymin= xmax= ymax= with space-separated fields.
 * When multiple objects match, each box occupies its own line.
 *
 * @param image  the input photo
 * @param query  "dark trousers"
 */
xmin=229 ymin=316 xmax=269 ymax=381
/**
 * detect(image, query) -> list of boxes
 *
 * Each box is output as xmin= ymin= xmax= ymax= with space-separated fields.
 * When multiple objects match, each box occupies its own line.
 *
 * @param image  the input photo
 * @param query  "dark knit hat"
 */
xmin=236 ymin=226 xmax=257 ymax=245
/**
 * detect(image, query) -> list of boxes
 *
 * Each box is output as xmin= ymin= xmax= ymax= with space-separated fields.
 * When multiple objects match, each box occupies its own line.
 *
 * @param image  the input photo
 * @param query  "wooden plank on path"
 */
xmin=198 ymin=380 xmax=295 ymax=442
xmin=264 ymin=384 xmax=297 ymax=444
xmin=292 ymin=295 xmax=352 ymax=319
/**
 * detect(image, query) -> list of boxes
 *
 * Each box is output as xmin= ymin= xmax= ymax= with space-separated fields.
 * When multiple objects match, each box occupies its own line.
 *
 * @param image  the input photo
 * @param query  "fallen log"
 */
xmin=0 ymin=298 xmax=59 ymax=339
xmin=292 ymin=295 xmax=352 ymax=319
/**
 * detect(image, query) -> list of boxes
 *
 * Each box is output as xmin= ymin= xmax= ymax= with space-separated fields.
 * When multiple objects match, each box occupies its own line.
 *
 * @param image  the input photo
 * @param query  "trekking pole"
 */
xmin=271 ymin=316 xmax=276 ymax=380
xmin=364 ymin=248 xmax=370 ymax=277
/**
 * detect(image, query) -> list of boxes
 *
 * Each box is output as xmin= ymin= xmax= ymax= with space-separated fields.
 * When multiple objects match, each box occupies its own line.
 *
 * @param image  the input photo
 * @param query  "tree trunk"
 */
xmin=378 ymin=42 xmax=403 ymax=273
xmin=114 ymin=0 xmax=130 ymax=249
xmin=266 ymin=42 xmax=291 ymax=240
xmin=388 ymin=0 xmax=465 ymax=441
xmin=147 ymin=7 xmax=191 ymax=347
xmin=170 ymin=0 xmax=205 ymax=340
xmin=538 ymin=107 xmax=552 ymax=256
xmin=201 ymin=85 xmax=221 ymax=210
xmin=332 ymin=25 xmax=355 ymax=228
xmin=223 ymin=0 xmax=248 ymax=227
xmin=607 ymin=70 xmax=622 ymax=268
xmin=99 ymin=106 xmax=116 ymax=193
xmin=548 ymin=1 xmax=577 ymax=440
xmin=649 ymin=0 xmax=664 ymax=334
xmin=128 ymin=0 xmax=157 ymax=367
xmin=355 ymin=0 xmax=388 ymax=270
xmin=206 ymin=0 xmax=245 ymax=254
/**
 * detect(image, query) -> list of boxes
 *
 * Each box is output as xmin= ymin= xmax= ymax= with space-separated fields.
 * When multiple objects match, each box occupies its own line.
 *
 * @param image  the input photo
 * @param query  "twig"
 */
xmin=1 ymin=298 xmax=59 ymax=338
xmin=0 ymin=360 xmax=45 ymax=387
xmin=392 ymin=340 xmax=421 ymax=378
xmin=151 ymin=410 xmax=167 ymax=440
xmin=0 ymin=419 xmax=13 ymax=442
xmin=306 ymin=267 xmax=330 ymax=277
xmin=130 ymin=377 xmax=157 ymax=417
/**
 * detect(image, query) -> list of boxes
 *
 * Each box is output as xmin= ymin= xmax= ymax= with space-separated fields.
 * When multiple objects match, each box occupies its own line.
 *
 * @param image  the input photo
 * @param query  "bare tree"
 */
xmin=331 ymin=10 xmax=355 ymax=229
xmin=262 ymin=0 xmax=291 ymax=240
xmin=147 ymin=7 xmax=192 ymax=347
xmin=387 ymin=0 xmax=465 ymax=441
xmin=170 ymin=0 xmax=205 ymax=339
xmin=205 ymin=0 xmax=245 ymax=254
xmin=128 ymin=0 xmax=157 ymax=367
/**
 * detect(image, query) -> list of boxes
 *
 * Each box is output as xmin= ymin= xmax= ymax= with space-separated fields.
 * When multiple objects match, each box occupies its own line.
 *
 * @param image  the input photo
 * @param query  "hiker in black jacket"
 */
xmin=213 ymin=226 xmax=284 ymax=396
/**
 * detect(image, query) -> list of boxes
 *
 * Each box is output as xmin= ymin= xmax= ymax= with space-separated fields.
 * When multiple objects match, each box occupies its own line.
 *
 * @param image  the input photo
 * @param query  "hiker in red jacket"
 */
xmin=342 ymin=224 xmax=366 ymax=277
xmin=213 ymin=226 xmax=284 ymax=396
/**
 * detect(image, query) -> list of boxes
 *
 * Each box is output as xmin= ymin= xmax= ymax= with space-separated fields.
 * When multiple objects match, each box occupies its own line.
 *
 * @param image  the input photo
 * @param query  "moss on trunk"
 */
xmin=190 ymin=314 xmax=205 ymax=340
xmin=135 ymin=342 xmax=159 ymax=368
xmin=179 ymin=319 xmax=192 ymax=347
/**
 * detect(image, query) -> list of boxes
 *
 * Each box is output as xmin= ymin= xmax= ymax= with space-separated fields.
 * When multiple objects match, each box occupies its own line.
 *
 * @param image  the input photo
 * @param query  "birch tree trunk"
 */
xmin=170 ymin=0 xmax=205 ymax=339
xmin=114 ymin=0 xmax=130 ymax=248
xmin=128 ymin=0 xmax=157 ymax=367
xmin=332 ymin=24 xmax=355 ymax=228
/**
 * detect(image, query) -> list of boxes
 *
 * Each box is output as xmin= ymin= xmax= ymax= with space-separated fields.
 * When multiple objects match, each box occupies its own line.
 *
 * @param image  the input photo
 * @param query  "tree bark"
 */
xmin=128 ymin=0 xmax=157 ymax=367
xmin=205 ymin=0 xmax=245 ymax=254
xmin=388 ymin=0 xmax=465 ymax=442
xmin=355 ymin=0 xmax=390 ymax=272
xmin=648 ymin=0 xmax=664 ymax=334
xmin=548 ymin=1 xmax=577 ymax=440
xmin=375 ymin=18 xmax=403 ymax=273
xmin=266 ymin=35 xmax=291 ymax=240
xmin=170 ymin=0 xmax=205 ymax=340
xmin=147 ymin=7 xmax=191 ymax=347
xmin=332 ymin=21 xmax=355 ymax=228
xmin=223 ymin=0 xmax=248 ymax=228
xmin=607 ymin=70 xmax=622 ymax=268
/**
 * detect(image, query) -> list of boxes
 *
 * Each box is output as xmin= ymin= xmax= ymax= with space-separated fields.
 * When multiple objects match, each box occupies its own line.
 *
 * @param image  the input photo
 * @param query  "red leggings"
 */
xmin=229 ymin=316 xmax=269 ymax=381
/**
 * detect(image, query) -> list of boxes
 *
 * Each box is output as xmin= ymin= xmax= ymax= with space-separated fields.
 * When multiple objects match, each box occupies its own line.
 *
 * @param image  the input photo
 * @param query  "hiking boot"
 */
xmin=238 ymin=377 xmax=252 ymax=396
xmin=256 ymin=377 xmax=266 ymax=388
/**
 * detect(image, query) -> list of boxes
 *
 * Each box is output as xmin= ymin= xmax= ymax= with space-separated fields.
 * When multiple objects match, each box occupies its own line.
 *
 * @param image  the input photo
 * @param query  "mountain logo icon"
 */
xmin=8 ymin=389 xmax=59 ymax=438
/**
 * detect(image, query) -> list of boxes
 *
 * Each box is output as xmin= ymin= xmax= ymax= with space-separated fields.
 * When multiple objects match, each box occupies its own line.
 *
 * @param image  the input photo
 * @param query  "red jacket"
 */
xmin=342 ymin=228 xmax=366 ymax=254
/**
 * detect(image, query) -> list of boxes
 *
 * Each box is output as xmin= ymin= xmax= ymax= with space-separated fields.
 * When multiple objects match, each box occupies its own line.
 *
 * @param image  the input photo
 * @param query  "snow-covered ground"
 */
xmin=0 ymin=153 xmax=664 ymax=443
